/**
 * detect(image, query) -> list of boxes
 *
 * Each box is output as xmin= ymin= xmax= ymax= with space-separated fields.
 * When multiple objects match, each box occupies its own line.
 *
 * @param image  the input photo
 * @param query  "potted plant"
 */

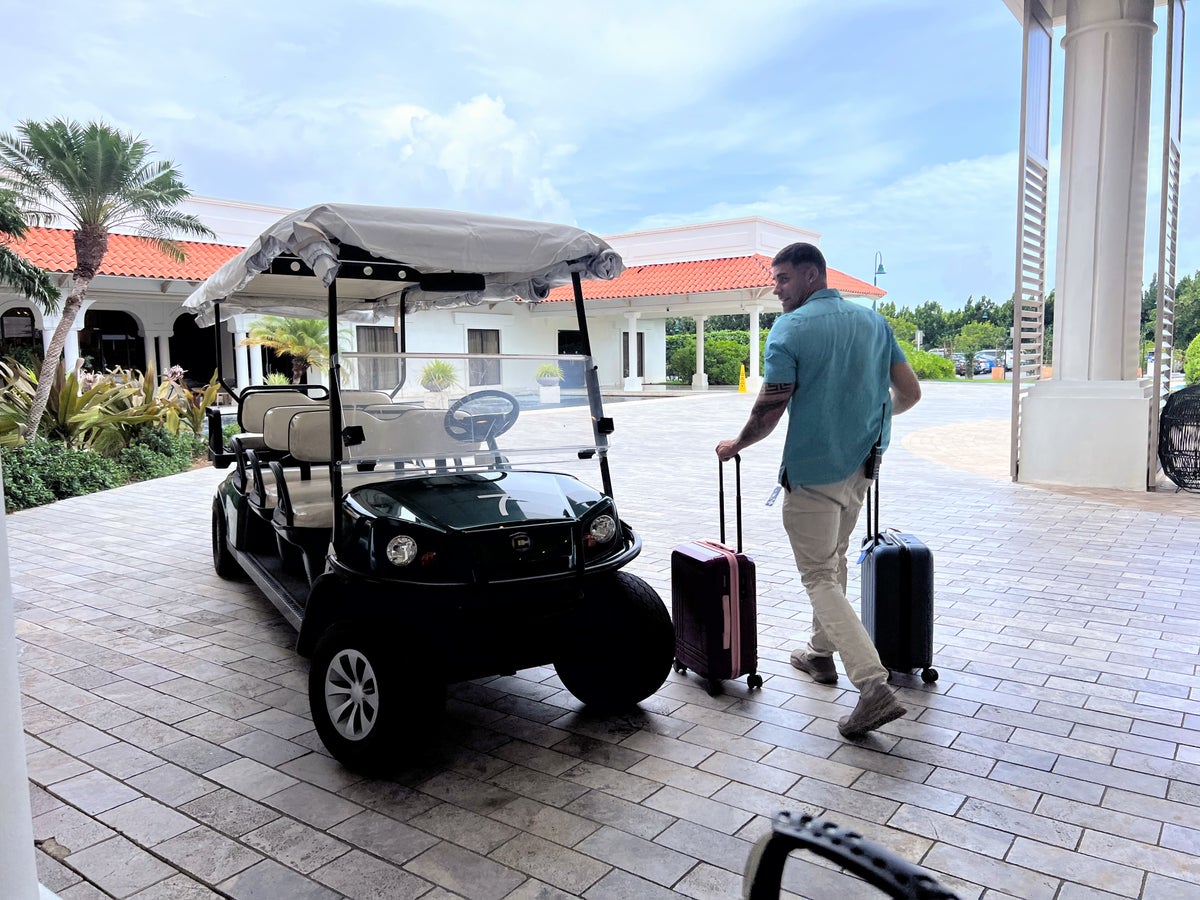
xmin=419 ymin=360 xmax=460 ymax=393
xmin=535 ymin=363 xmax=564 ymax=387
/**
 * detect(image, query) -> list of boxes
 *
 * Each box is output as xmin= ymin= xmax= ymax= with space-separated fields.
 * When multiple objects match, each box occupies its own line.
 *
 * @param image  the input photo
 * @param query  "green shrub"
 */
xmin=117 ymin=426 xmax=204 ymax=481
xmin=666 ymin=338 xmax=749 ymax=385
xmin=1 ymin=440 xmax=125 ymax=512
xmin=1185 ymin=332 xmax=1200 ymax=385
xmin=900 ymin=343 xmax=956 ymax=380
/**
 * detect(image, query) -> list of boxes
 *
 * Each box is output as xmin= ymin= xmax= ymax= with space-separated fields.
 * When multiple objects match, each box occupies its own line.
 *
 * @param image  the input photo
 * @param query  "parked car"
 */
xmin=974 ymin=354 xmax=997 ymax=375
xmin=189 ymin=204 xmax=676 ymax=772
xmin=952 ymin=354 xmax=967 ymax=376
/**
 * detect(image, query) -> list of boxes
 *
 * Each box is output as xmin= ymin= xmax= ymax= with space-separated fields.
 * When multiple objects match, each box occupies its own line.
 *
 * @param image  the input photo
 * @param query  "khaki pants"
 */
xmin=781 ymin=469 xmax=888 ymax=690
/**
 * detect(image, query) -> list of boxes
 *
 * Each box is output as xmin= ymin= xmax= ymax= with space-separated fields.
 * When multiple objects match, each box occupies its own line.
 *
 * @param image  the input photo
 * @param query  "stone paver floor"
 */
xmin=9 ymin=381 xmax=1200 ymax=899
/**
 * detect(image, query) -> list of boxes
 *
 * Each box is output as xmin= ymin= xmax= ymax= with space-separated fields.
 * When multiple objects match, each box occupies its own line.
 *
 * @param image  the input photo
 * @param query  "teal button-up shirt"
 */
xmin=763 ymin=289 xmax=906 ymax=486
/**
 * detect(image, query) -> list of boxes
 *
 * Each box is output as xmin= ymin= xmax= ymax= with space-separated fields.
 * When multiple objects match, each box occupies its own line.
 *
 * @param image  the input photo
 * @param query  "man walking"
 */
xmin=716 ymin=243 xmax=921 ymax=739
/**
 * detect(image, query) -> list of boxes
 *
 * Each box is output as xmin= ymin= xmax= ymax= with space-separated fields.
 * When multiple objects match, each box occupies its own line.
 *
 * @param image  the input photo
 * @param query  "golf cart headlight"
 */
xmin=386 ymin=535 xmax=418 ymax=566
xmin=589 ymin=515 xmax=617 ymax=544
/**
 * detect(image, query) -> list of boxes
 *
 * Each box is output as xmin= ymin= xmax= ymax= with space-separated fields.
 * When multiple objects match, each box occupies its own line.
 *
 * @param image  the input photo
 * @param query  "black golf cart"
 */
xmin=187 ymin=204 xmax=674 ymax=771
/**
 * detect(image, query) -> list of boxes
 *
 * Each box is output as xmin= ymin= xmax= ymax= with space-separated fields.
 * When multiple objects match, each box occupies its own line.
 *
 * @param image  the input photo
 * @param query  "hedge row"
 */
xmin=2 ymin=426 xmax=207 ymax=512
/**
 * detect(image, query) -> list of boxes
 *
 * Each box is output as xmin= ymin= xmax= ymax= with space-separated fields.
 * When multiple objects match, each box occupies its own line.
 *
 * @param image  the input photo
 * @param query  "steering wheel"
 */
xmin=444 ymin=390 xmax=521 ymax=443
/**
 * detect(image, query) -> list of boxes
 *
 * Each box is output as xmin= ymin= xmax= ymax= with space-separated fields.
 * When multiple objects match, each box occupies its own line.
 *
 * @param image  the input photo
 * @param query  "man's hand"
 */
xmin=715 ymin=440 xmax=740 ymax=461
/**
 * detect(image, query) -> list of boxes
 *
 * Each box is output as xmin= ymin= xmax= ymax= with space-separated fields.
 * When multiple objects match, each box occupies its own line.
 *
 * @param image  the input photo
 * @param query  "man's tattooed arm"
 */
xmin=716 ymin=382 xmax=795 ymax=460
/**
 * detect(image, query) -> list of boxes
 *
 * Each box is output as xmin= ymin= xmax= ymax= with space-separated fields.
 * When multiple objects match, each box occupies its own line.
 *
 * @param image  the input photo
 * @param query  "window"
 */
xmin=468 ymin=328 xmax=501 ymax=385
xmin=355 ymin=325 xmax=399 ymax=390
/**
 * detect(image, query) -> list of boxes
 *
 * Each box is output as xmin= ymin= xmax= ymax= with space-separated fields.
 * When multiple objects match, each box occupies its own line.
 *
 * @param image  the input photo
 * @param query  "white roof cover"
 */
xmin=182 ymin=203 xmax=624 ymax=326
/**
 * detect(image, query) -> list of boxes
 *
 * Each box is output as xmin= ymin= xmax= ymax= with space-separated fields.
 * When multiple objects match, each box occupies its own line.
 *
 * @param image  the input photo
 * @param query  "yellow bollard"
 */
xmin=738 ymin=365 xmax=747 ymax=393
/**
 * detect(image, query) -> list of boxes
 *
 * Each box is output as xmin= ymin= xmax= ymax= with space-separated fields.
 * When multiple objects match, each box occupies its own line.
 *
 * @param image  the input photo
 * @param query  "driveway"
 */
xmin=10 ymin=381 xmax=1200 ymax=899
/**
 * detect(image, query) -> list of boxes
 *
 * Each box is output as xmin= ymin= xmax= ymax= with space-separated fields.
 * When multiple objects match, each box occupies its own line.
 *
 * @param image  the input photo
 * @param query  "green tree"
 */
xmin=242 ymin=316 xmax=332 ymax=383
xmin=0 ymin=189 xmax=58 ymax=308
xmin=955 ymin=321 xmax=1008 ymax=378
xmin=912 ymin=300 xmax=951 ymax=350
xmin=0 ymin=118 xmax=214 ymax=440
xmin=1169 ymin=271 xmax=1200 ymax=354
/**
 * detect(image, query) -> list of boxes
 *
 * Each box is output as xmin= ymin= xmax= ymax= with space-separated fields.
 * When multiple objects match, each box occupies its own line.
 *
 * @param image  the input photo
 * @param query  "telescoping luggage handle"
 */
xmin=718 ymin=454 xmax=744 ymax=553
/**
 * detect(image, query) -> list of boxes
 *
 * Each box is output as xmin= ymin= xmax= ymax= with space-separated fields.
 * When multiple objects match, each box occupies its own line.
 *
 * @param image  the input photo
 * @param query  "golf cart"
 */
xmin=187 ymin=204 xmax=674 ymax=771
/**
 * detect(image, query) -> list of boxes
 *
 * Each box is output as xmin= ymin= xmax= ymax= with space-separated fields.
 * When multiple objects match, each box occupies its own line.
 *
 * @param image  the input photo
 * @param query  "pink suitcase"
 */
xmin=671 ymin=456 xmax=762 ymax=692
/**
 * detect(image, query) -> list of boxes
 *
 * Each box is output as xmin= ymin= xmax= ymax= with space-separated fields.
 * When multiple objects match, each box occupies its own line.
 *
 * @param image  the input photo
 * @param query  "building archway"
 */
xmin=80 ymin=309 xmax=143 ymax=372
xmin=170 ymin=312 xmax=218 ymax=388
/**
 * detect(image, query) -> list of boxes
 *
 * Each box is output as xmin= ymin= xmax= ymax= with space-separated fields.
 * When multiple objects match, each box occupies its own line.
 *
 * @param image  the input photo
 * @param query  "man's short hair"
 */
xmin=772 ymin=243 xmax=827 ymax=276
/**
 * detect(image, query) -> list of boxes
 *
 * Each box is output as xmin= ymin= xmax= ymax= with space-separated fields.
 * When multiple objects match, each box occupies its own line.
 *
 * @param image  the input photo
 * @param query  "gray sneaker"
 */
xmin=789 ymin=650 xmax=838 ymax=684
xmin=838 ymin=683 xmax=907 ymax=739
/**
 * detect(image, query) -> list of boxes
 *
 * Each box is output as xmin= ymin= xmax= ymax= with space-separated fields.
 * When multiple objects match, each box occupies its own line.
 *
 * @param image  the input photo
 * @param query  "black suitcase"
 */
xmin=859 ymin=477 xmax=938 ymax=683
xmin=744 ymin=811 xmax=961 ymax=899
xmin=671 ymin=455 xmax=762 ymax=692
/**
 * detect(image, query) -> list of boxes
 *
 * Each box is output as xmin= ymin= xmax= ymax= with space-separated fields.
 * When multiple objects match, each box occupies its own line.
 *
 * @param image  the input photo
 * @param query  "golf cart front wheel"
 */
xmin=308 ymin=624 xmax=444 ymax=773
xmin=212 ymin=497 xmax=242 ymax=580
xmin=554 ymin=571 xmax=674 ymax=711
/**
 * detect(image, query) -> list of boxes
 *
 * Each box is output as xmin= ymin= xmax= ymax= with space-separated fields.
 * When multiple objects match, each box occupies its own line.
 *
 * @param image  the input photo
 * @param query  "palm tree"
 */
xmin=0 ymin=189 xmax=57 ymax=308
xmin=0 ymin=118 xmax=215 ymax=440
xmin=242 ymin=316 xmax=332 ymax=384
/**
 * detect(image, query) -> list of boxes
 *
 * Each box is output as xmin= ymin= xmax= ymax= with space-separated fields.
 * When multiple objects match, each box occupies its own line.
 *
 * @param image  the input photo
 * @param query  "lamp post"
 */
xmin=872 ymin=251 xmax=886 ymax=310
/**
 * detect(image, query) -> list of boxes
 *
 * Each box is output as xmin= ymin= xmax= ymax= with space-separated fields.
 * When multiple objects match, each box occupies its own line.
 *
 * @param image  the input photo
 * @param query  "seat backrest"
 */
xmin=286 ymin=407 xmax=480 ymax=464
xmin=239 ymin=390 xmax=323 ymax=433
xmin=262 ymin=404 xmax=329 ymax=452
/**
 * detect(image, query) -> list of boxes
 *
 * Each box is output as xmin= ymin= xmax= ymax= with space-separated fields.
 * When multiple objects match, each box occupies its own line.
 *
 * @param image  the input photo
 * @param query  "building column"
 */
xmin=692 ymin=315 xmax=709 ymax=390
xmin=143 ymin=333 xmax=158 ymax=375
xmin=746 ymin=305 xmax=763 ymax=392
xmin=156 ymin=334 xmax=172 ymax=375
xmin=248 ymin=344 xmax=264 ymax=387
xmin=1019 ymin=0 xmax=1157 ymax=490
xmin=623 ymin=312 xmax=643 ymax=392
xmin=229 ymin=317 xmax=250 ymax=393
xmin=0 ymin=476 xmax=41 ymax=900
xmin=38 ymin=310 xmax=83 ymax=375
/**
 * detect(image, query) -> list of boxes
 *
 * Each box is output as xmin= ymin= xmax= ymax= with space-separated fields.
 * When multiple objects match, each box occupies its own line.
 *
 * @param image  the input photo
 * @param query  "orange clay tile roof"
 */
xmin=8 ymin=229 xmax=887 ymax=304
xmin=544 ymin=254 xmax=886 ymax=302
xmin=6 ymin=226 xmax=242 ymax=280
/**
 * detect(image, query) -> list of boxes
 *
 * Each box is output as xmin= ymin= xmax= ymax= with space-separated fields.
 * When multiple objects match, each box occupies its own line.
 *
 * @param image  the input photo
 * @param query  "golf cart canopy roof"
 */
xmin=182 ymin=203 xmax=625 ymax=326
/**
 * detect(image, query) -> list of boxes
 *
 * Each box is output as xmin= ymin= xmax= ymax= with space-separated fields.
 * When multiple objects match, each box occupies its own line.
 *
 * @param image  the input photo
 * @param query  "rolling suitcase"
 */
xmin=859 ymin=477 xmax=938 ymax=683
xmin=671 ymin=455 xmax=763 ymax=692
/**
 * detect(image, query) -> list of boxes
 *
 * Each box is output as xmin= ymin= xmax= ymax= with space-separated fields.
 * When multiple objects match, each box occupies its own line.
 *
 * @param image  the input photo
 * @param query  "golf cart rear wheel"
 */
xmin=555 ymin=571 xmax=674 ymax=711
xmin=212 ymin=497 xmax=242 ymax=580
xmin=308 ymin=625 xmax=444 ymax=773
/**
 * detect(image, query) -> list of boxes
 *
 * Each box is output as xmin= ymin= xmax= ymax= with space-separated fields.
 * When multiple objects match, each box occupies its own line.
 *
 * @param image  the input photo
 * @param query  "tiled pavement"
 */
xmin=9 ymin=381 xmax=1200 ymax=899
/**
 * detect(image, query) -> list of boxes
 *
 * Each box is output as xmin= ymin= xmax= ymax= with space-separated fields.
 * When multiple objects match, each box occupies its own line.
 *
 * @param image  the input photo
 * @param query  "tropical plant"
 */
xmin=0 ymin=118 xmax=214 ymax=439
xmin=264 ymin=372 xmax=291 ymax=386
xmin=241 ymin=316 xmax=331 ymax=383
xmin=535 ymin=363 xmax=564 ymax=382
xmin=0 ymin=188 xmax=58 ymax=307
xmin=1184 ymin=332 xmax=1200 ymax=386
xmin=420 ymin=359 xmax=459 ymax=392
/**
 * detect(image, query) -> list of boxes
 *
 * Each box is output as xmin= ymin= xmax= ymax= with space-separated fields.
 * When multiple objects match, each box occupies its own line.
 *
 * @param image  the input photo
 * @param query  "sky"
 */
xmin=3 ymin=0 xmax=1199 ymax=311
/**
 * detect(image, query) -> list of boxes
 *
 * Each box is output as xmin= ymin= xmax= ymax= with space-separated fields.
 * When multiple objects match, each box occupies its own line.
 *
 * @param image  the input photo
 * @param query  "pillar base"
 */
xmin=745 ymin=375 xmax=763 ymax=393
xmin=622 ymin=376 xmax=644 ymax=392
xmin=691 ymin=373 xmax=709 ymax=391
xmin=1018 ymin=379 xmax=1152 ymax=490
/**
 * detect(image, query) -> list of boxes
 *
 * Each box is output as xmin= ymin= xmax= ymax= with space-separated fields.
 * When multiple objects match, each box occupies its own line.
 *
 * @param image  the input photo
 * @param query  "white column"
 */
xmin=142 ymin=333 xmax=157 ymax=375
xmin=623 ymin=312 xmax=643 ymax=392
xmin=156 ymin=334 xmax=172 ymax=375
xmin=0 ymin=469 xmax=42 ymax=900
xmin=229 ymin=319 xmax=250 ymax=393
xmin=1019 ymin=0 xmax=1157 ymax=491
xmin=746 ymin=305 xmax=763 ymax=392
xmin=692 ymin=315 xmax=709 ymax=390
xmin=248 ymin=345 xmax=264 ymax=386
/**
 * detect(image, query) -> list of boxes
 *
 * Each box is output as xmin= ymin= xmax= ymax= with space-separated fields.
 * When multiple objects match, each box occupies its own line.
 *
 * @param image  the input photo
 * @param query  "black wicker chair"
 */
xmin=1159 ymin=384 xmax=1200 ymax=492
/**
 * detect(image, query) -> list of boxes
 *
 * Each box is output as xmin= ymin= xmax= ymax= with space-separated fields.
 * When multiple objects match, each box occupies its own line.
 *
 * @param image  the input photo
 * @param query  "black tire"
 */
xmin=921 ymin=667 xmax=939 ymax=684
xmin=212 ymin=497 xmax=243 ymax=579
xmin=555 ymin=571 xmax=674 ymax=711
xmin=747 ymin=674 xmax=764 ymax=690
xmin=308 ymin=624 xmax=444 ymax=774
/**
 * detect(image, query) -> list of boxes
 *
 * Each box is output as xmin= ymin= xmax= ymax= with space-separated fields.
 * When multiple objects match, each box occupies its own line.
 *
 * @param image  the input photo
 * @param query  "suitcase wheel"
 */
xmin=747 ymin=673 xmax=763 ymax=690
xmin=921 ymin=667 xmax=939 ymax=683
xmin=673 ymin=660 xmax=687 ymax=675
